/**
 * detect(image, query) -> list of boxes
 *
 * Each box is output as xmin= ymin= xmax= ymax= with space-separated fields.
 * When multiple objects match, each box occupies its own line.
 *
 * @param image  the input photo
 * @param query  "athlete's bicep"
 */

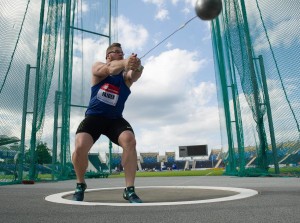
xmin=92 ymin=62 xmax=109 ymax=78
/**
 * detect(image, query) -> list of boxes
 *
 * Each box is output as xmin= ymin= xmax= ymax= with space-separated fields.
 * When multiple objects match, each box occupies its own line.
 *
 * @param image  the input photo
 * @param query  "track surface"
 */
xmin=0 ymin=176 xmax=299 ymax=223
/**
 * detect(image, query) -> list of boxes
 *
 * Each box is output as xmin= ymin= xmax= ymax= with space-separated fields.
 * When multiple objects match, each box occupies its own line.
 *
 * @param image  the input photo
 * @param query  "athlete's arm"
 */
xmin=92 ymin=54 xmax=139 ymax=82
xmin=124 ymin=65 xmax=144 ymax=87
xmin=91 ymin=59 xmax=130 ymax=85
xmin=92 ymin=59 xmax=127 ymax=78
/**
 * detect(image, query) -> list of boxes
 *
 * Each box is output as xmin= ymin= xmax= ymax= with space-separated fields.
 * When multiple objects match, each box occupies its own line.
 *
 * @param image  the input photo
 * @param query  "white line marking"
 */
xmin=45 ymin=186 xmax=258 ymax=207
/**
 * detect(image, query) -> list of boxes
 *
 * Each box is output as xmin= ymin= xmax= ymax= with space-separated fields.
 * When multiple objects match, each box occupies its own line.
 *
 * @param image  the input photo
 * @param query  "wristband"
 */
xmin=137 ymin=65 xmax=144 ymax=72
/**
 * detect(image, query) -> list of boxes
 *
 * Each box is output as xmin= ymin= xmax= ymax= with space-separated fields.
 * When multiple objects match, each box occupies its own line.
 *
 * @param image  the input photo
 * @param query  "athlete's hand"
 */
xmin=126 ymin=53 xmax=140 ymax=71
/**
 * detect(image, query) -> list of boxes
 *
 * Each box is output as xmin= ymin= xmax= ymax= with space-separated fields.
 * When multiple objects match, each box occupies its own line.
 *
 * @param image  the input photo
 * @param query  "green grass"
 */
xmin=109 ymin=167 xmax=299 ymax=178
xmin=0 ymin=175 xmax=14 ymax=180
xmin=269 ymin=167 xmax=300 ymax=176
xmin=1 ymin=167 xmax=299 ymax=182
xmin=109 ymin=169 xmax=225 ymax=178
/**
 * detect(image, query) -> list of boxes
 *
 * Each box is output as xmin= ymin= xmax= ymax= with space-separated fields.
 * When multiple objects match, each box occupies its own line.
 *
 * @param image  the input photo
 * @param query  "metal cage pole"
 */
xmin=19 ymin=64 xmax=34 ymax=181
xmin=212 ymin=17 xmax=237 ymax=174
xmin=258 ymin=55 xmax=279 ymax=174
xmin=29 ymin=0 xmax=46 ymax=180
xmin=240 ymin=0 xmax=268 ymax=171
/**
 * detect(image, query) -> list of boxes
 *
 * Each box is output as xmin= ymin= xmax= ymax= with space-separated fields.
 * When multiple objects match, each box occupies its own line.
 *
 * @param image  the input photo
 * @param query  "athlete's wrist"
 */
xmin=136 ymin=65 xmax=144 ymax=72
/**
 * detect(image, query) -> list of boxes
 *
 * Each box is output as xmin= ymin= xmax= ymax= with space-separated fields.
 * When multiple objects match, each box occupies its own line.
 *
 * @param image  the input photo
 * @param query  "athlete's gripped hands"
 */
xmin=93 ymin=53 xmax=140 ymax=81
xmin=125 ymin=53 xmax=141 ymax=71
xmin=123 ymin=53 xmax=143 ymax=87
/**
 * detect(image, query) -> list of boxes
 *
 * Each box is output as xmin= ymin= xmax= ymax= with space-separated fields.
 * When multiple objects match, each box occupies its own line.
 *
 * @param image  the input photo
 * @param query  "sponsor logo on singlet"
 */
xmin=97 ymin=83 xmax=120 ymax=106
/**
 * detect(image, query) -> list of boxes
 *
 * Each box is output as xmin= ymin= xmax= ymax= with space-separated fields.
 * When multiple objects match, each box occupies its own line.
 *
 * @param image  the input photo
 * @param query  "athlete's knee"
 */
xmin=119 ymin=131 xmax=136 ymax=150
xmin=74 ymin=133 xmax=94 ymax=157
xmin=73 ymin=145 xmax=88 ymax=157
xmin=123 ymin=138 xmax=137 ymax=151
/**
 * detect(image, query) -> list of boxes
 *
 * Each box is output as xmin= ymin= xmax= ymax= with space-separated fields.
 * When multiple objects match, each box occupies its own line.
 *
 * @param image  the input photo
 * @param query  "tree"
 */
xmin=36 ymin=142 xmax=52 ymax=164
xmin=24 ymin=142 xmax=52 ymax=165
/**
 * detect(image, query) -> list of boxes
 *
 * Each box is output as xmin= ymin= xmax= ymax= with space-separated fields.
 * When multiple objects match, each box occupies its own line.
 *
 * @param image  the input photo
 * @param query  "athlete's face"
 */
xmin=106 ymin=47 xmax=124 ymax=61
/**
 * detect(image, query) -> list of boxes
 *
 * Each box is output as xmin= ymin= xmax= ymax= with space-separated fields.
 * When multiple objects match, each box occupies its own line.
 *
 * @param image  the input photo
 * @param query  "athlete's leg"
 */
xmin=72 ymin=132 xmax=94 ymax=183
xmin=107 ymin=118 xmax=141 ymax=203
xmin=118 ymin=130 xmax=137 ymax=187
xmin=72 ymin=116 xmax=103 ymax=201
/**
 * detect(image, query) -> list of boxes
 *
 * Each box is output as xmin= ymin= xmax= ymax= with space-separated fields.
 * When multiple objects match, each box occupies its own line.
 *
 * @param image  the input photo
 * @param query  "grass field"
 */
xmin=109 ymin=167 xmax=300 ymax=178
xmin=1 ymin=167 xmax=299 ymax=183
xmin=109 ymin=169 xmax=225 ymax=178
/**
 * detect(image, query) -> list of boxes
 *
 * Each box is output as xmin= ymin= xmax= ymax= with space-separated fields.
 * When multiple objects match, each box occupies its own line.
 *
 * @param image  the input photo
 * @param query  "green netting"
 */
xmin=0 ymin=0 xmax=118 ymax=184
xmin=212 ymin=0 xmax=300 ymax=176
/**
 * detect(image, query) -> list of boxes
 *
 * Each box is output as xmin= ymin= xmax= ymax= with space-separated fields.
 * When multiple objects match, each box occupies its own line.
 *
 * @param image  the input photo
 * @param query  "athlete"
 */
xmin=72 ymin=43 xmax=144 ymax=203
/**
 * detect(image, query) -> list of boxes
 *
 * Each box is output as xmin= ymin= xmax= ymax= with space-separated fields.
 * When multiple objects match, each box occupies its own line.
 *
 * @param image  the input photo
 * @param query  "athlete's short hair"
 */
xmin=106 ymin=43 xmax=122 ymax=59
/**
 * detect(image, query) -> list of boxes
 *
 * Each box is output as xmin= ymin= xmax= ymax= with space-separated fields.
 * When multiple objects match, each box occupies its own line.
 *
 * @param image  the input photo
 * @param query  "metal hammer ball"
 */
xmin=195 ymin=0 xmax=222 ymax=20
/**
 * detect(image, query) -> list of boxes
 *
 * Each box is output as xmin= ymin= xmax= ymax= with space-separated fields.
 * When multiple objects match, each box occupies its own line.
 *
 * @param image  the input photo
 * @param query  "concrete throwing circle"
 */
xmin=45 ymin=186 xmax=258 ymax=207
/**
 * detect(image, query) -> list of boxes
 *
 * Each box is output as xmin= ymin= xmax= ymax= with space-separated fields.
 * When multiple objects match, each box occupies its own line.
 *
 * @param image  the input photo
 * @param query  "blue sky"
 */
xmin=2 ymin=0 xmax=299 ymax=160
xmin=0 ymin=0 xmax=222 ymax=158
xmin=68 ymin=0 xmax=300 ymax=157
xmin=69 ymin=0 xmax=222 ymax=156
xmin=95 ymin=0 xmax=222 ymax=156
xmin=118 ymin=0 xmax=215 ymax=82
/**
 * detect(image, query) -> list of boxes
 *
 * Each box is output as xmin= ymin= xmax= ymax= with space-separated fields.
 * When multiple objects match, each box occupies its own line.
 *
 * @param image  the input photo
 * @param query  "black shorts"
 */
xmin=76 ymin=115 xmax=134 ymax=145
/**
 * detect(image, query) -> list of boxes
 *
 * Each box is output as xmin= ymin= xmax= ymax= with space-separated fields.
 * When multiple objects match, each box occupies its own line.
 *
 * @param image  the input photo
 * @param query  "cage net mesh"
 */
xmin=0 ymin=0 xmax=118 ymax=183
xmin=211 ymin=0 xmax=300 ymax=176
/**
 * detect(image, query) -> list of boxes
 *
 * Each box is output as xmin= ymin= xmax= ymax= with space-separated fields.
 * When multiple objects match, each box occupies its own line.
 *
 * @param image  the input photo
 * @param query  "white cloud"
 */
xmin=0 ymin=1 xmax=218 ymax=158
xmin=123 ymin=48 xmax=221 ymax=153
xmin=68 ymin=39 xmax=222 ymax=154
xmin=143 ymin=0 xmax=170 ymax=21
xmin=184 ymin=0 xmax=197 ymax=8
xmin=136 ymin=105 xmax=220 ymax=150
xmin=244 ymin=0 xmax=300 ymax=51
xmin=81 ymin=0 xmax=89 ymax=13
xmin=166 ymin=42 xmax=173 ymax=48
xmin=143 ymin=0 xmax=165 ymax=7
xmin=67 ymin=14 xmax=150 ymax=153
xmin=190 ymin=82 xmax=216 ymax=106
xmin=143 ymin=0 xmax=195 ymax=7
xmin=254 ymin=18 xmax=300 ymax=51
xmin=141 ymin=0 xmax=199 ymax=22
xmin=0 ymin=0 xmax=45 ymax=138
xmin=133 ymin=49 xmax=202 ymax=97
xmin=182 ymin=7 xmax=191 ymax=15
xmin=155 ymin=8 xmax=169 ymax=21
xmin=117 ymin=15 xmax=149 ymax=52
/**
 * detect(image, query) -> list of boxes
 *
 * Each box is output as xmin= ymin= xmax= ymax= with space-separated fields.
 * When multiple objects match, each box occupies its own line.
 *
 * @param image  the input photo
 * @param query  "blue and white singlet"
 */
xmin=85 ymin=72 xmax=131 ymax=118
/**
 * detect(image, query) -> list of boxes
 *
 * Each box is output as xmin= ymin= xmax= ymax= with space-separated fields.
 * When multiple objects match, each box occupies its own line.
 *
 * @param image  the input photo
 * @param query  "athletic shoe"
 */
xmin=72 ymin=183 xmax=87 ymax=201
xmin=123 ymin=187 xmax=143 ymax=203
